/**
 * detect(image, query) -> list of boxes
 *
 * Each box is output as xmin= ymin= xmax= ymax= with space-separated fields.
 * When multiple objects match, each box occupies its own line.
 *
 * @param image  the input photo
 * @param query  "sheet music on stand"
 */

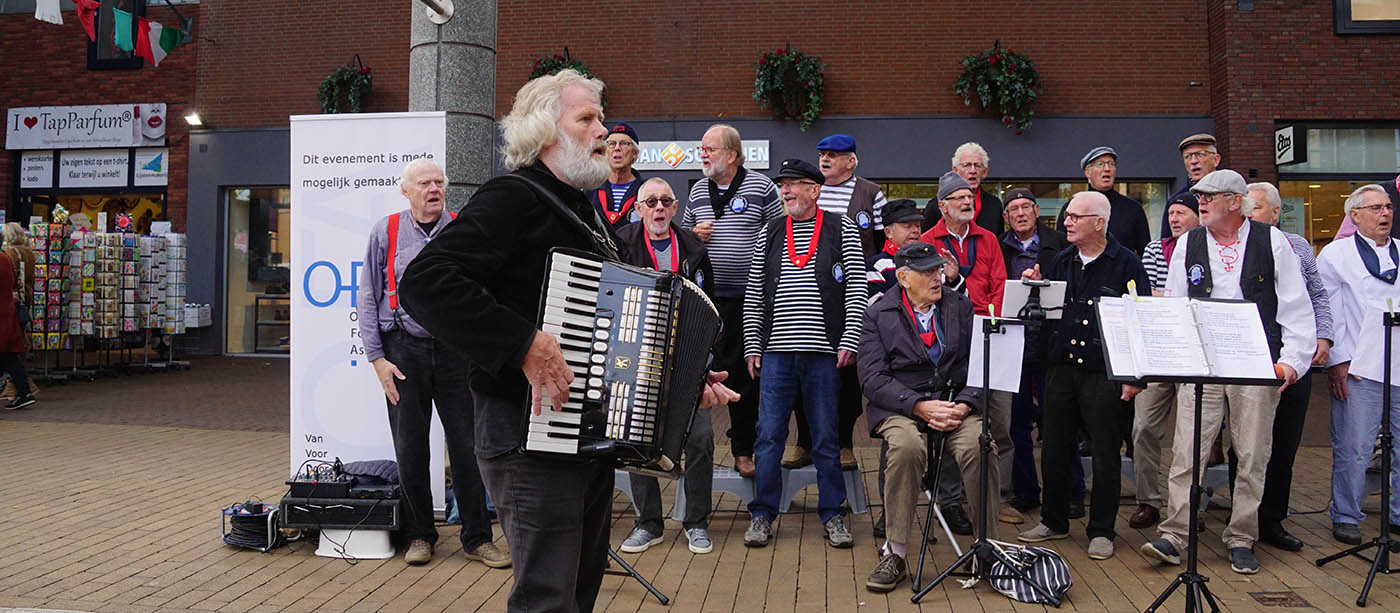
xmin=1095 ymin=294 xmax=1280 ymax=385
xmin=1350 ymin=301 xmax=1400 ymax=384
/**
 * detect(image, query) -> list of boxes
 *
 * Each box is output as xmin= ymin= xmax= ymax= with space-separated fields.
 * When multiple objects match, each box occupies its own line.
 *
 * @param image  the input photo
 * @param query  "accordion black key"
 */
xmin=523 ymin=248 xmax=722 ymax=476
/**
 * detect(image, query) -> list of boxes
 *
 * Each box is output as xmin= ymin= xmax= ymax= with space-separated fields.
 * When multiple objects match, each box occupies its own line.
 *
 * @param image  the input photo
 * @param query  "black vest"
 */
xmin=759 ymin=215 xmax=846 ymax=351
xmin=1184 ymin=220 xmax=1282 ymax=360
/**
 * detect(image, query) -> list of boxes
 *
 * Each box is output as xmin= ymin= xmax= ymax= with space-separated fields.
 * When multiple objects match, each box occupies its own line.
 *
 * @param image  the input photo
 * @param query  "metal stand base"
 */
xmin=605 ymin=548 xmax=669 ymax=605
xmin=1146 ymin=383 xmax=1219 ymax=613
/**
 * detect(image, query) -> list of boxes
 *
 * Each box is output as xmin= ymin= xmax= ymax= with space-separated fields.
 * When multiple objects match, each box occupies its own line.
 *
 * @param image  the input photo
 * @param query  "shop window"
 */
xmin=1336 ymin=0 xmax=1400 ymax=33
xmin=878 ymin=180 xmax=1170 ymax=237
xmin=1279 ymin=180 xmax=1378 ymax=251
xmin=226 ymin=187 xmax=290 ymax=354
xmin=1280 ymin=127 xmax=1400 ymax=175
xmin=22 ymin=193 xmax=165 ymax=232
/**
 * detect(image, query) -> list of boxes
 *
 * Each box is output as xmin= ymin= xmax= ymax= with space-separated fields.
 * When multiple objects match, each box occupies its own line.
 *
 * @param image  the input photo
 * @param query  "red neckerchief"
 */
xmin=973 ymin=189 xmax=983 ymax=220
xmin=1160 ymin=235 xmax=1179 ymax=264
xmin=901 ymin=289 xmax=937 ymax=347
xmin=597 ymin=187 xmax=635 ymax=225
xmin=882 ymin=240 xmax=899 ymax=257
xmin=645 ymin=227 xmax=680 ymax=271
xmin=786 ymin=209 xmax=825 ymax=267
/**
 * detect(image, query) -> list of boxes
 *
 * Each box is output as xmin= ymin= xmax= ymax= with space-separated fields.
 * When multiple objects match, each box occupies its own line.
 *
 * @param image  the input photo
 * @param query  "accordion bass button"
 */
xmin=589 ymin=365 xmax=605 ymax=376
xmin=589 ymin=377 xmax=604 ymax=388
xmin=595 ymin=330 xmax=610 ymax=341
xmin=586 ymin=389 xmax=603 ymax=401
xmin=597 ymin=317 xmax=612 ymax=329
xmin=591 ymin=354 xmax=605 ymax=364
xmin=593 ymin=341 xmax=608 ymax=352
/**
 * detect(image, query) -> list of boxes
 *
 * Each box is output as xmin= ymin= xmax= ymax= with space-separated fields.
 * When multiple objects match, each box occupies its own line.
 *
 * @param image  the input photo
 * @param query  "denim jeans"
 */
xmin=1330 ymin=376 xmax=1400 ymax=525
xmin=749 ymin=351 xmax=846 ymax=523
xmin=381 ymin=330 xmax=491 ymax=550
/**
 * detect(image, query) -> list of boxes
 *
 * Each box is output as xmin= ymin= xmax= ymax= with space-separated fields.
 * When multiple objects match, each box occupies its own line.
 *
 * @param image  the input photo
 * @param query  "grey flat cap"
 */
xmin=1190 ymin=169 xmax=1248 ymax=195
xmin=937 ymin=171 xmax=973 ymax=201
xmin=1080 ymin=146 xmax=1117 ymax=169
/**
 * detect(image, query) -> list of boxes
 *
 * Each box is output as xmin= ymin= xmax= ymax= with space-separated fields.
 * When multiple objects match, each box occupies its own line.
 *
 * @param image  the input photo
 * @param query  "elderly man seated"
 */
xmin=857 ymin=242 xmax=998 ymax=593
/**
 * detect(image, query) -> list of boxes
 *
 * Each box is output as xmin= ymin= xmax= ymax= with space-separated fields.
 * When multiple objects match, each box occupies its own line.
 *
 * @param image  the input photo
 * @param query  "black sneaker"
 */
xmin=1229 ymin=547 xmax=1260 ymax=574
xmin=941 ymin=505 xmax=973 ymax=535
xmin=1333 ymin=522 xmax=1361 ymax=545
xmin=1140 ymin=538 xmax=1181 ymax=565
xmin=6 ymin=393 xmax=35 ymax=410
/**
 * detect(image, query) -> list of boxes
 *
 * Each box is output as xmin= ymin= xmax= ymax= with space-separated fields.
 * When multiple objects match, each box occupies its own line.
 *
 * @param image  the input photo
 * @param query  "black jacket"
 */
xmin=1000 ymin=222 xmax=1069 ymax=278
xmin=586 ymin=171 xmax=645 ymax=233
xmin=1040 ymin=234 xmax=1150 ymax=372
xmin=399 ymin=162 xmax=614 ymax=458
xmin=615 ymin=222 xmax=715 ymax=298
xmin=922 ymin=187 xmax=1004 ymax=236
xmin=1056 ymin=188 xmax=1151 ymax=256
xmin=857 ymin=284 xmax=983 ymax=437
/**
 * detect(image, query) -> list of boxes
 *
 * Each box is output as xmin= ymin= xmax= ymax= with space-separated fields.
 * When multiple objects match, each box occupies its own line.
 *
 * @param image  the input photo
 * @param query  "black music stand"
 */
xmin=1315 ymin=308 xmax=1398 ymax=607
xmin=912 ymin=317 xmax=1064 ymax=605
xmin=1144 ymin=381 xmax=1219 ymax=613
xmin=605 ymin=549 xmax=669 ymax=605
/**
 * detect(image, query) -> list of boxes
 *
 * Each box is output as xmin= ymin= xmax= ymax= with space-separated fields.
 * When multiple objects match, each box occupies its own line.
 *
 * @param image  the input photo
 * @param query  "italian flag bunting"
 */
xmin=134 ymin=18 xmax=183 ymax=67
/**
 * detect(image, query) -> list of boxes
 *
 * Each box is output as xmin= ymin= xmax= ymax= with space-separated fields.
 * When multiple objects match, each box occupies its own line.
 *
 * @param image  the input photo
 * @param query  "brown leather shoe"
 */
xmin=464 ymin=541 xmax=512 ymax=568
xmin=839 ymin=448 xmax=858 ymax=470
xmin=404 ymin=538 xmax=433 ymax=565
xmin=998 ymin=502 xmax=1025 ymax=525
xmin=1128 ymin=504 xmax=1161 ymax=529
xmin=734 ymin=455 xmax=756 ymax=477
xmin=781 ymin=446 xmax=813 ymax=469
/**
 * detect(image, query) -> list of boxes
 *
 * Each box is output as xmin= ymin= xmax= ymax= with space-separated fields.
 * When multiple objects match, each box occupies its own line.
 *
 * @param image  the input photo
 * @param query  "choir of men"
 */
xmin=391 ymin=74 xmax=1397 ymax=604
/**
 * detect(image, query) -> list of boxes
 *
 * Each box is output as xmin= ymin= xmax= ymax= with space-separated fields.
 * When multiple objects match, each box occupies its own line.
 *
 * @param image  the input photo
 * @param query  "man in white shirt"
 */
xmin=1317 ymin=183 xmax=1400 ymax=546
xmin=1141 ymin=169 xmax=1315 ymax=576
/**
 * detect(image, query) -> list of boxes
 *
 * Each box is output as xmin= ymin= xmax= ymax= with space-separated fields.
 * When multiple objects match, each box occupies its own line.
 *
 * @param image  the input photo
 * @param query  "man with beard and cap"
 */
xmin=1125 ymin=192 xmax=1201 ymax=532
xmin=398 ymin=70 xmax=739 ymax=612
xmin=680 ymin=124 xmax=782 ymax=478
xmin=1019 ymin=191 xmax=1150 ymax=562
xmin=997 ymin=188 xmax=1075 ymax=514
xmin=1141 ymin=169 xmax=1314 ymax=576
xmin=923 ymin=142 xmax=1003 ymax=235
xmin=1318 ymin=184 xmax=1400 ymax=548
xmin=919 ymin=170 xmax=1015 ymax=532
xmin=614 ymin=177 xmax=718 ymax=556
xmin=586 ymin=121 xmax=644 ymax=233
xmin=1157 ymin=133 xmax=1221 ymax=239
xmin=858 ymin=242 xmax=996 ymax=592
xmin=1057 ymin=146 xmax=1151 ymax=255
xmin=357 ymin=158 xmax=507 ymax=570
xmin=782 ymin=134 xmax=890 ymax=474
xmin=1243 ymin=181 xmax=1333 ymax=551
xmin=741 ymin=158 xmax=865 ymax=549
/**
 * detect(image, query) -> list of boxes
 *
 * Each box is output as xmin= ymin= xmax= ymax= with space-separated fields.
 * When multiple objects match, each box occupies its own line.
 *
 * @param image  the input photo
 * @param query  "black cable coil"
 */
xmin=222 ymin=501 xmax=285 ymax=552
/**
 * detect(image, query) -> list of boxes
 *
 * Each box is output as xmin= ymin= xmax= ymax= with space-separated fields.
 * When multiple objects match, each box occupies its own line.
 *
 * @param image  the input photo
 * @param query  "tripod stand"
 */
xmin=912 ymin=317 xmax=1063 ymax=606
xmin=1316 ymin=308 xmax=1398 ymax=607
xmin=605 ymin=548 xmax=669 ymax=605
xmin=1145 ymin=383 xmax=1219 ymax=613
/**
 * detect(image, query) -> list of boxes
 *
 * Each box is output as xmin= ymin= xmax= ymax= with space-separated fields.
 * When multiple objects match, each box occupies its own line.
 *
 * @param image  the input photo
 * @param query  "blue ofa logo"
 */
xmin=303 ymin=260 xmax=364 ymax=307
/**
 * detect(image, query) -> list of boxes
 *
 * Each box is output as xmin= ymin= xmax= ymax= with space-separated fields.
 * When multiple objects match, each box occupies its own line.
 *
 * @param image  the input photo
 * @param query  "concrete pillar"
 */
xmin=409 ymin=0 xmax=496 ymax=211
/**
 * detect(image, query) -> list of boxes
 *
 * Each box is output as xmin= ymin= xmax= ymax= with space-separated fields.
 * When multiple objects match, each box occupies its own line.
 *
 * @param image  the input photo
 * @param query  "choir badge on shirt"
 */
xmin=1188 ymin=264 xmax=1205 ymax=286
xmin=832 ymin=263 xmax=845 ymax=282
xmin=730 ymin=196 xmax=748 ymax=214
xmin=855 ymin=211 xmax=872 ymax=229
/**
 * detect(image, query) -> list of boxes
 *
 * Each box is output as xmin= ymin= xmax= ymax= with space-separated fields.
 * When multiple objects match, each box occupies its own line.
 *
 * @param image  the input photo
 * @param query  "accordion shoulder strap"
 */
xmin=498 ymin=173 xmax=620 ymax=261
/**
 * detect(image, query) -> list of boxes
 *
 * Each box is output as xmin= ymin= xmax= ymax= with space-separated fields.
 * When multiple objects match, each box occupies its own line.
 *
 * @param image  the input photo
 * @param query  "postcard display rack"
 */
xmin=27 ymin=222 xmax=190 ymax=381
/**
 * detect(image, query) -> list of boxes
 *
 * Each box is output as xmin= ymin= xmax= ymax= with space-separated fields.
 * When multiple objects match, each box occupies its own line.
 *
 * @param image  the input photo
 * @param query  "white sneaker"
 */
xmin=686 ymin=528 xmax=713 ymax=554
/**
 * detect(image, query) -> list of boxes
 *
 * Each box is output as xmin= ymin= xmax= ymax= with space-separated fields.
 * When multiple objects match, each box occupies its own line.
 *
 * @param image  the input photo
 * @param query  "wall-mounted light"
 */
xmin=184 ymin=112 xmax=204 ymax=127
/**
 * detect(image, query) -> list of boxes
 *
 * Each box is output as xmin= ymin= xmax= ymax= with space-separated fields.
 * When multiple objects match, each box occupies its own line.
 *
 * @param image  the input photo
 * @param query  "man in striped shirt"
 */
xmin=680 ymin=124 xmax=782 ymax=477
xmin=741 ymin=159 xmax=866 ymax=549
xmin=1128 ymin=192 xmax=1199 ymax=531
xmin=781 ymin=134 xmax=891 ymax=473
xmin=1244 ymin=181 xmax=1333 ymax=552
xmin=585 ymin=121 xmax=644 ymax=233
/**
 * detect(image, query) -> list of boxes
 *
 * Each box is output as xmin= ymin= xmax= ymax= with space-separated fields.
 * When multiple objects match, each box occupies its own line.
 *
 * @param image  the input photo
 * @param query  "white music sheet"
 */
xmin=1096 ymin=297 xmax=1140 ymax=379
xmin=1002 ymin=280 xmax=1068 ymax=320
xmin=1350 ymin=302 xmax=1400 ymax=385
xmin=1191 ymin=300 xmax=1278 ymax=380
xmin=1127 ymin=296 xmax=1211 ymax=378
xmin=967 ymin=315 xmax=1025 ymax=393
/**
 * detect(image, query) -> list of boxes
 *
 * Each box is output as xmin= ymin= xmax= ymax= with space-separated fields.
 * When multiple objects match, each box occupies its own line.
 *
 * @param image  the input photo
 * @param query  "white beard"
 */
xmin=551 ymin=133 xmax=609 ymax=189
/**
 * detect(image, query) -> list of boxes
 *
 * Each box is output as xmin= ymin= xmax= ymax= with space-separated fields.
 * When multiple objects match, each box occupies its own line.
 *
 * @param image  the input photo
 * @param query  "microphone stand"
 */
xmin=1316 ymin=305 xmax=1398 ymax=607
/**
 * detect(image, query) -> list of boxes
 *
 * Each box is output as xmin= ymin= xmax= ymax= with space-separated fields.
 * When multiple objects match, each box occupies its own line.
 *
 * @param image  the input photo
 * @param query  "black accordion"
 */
xmin=523 ymin=248 xmax=722 ymax=476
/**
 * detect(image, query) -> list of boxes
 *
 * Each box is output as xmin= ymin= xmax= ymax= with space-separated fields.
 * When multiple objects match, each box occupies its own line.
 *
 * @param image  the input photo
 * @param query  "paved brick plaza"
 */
xmin=0 ymin=359 xmax=1395 ymax=611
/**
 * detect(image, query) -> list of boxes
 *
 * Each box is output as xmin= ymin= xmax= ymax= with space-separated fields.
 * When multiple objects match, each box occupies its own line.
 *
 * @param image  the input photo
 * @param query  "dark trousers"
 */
xmin=714 ymin=296 xmax=759 ymax=456
xmin=381 ymin=331 xmax=492 ymax=550
xmin=1042 ymin=364 xmax=1123 ymax=540
xmin=0 ymin=353 xmax=30 ymax=396
xmin=794 ymin=364 xmax=862 ymax=450
xmin=1258 ymin=372 xmax=1313 ymax=529
xmin=1010 ymin=366 xmax=1087 ymax=502
xmin=479 ymin=452 xmax=612 ymax=613
xmin=630 ymin=408 xmax=714 ymax=532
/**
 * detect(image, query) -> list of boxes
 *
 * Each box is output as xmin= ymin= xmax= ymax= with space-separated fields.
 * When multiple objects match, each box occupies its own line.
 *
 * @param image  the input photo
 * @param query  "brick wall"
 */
xmin=496 ymin=1 xmax=1212 ymax=122
xmin=194 ymin=0 xmax=408 ymax=129
xmin=1208 ymin=0 xmax=1400 ymax=182
xmin=0 ymin=5 xmax=195 ymax=230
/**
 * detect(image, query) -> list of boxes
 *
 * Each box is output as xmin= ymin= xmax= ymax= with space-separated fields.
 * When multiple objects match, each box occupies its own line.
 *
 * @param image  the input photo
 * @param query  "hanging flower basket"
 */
xmin=953 ymin=41 xmax=1043 ymax=134
xmin=529 ymin=48 xmax=606 ymax=107
xmin=753 ymin=46 xmax=825 ymax=132
xmin=317 ymin=54 xmax=372 ymax=114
